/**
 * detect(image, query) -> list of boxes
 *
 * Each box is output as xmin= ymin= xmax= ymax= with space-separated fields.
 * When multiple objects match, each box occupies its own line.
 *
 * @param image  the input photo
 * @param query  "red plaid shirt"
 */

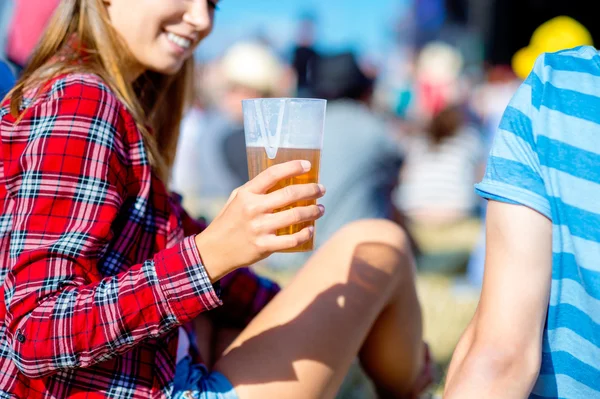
xmin=0 ymin=73 xmax=280 ymax=398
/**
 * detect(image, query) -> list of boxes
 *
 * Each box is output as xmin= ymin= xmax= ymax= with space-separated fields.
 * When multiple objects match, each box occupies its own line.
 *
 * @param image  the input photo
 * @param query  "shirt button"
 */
xmin=16 ymin=330 xmax=25 ymax=343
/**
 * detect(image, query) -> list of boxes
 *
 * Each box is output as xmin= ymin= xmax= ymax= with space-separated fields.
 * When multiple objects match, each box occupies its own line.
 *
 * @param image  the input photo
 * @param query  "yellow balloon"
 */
xmin=512 ymin=16 xmax=594 ymax=80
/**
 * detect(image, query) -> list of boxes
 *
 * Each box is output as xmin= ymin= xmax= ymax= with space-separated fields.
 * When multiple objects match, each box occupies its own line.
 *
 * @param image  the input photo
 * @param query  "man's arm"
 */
xmin=444 ymin=200 xmax=552 ymax=398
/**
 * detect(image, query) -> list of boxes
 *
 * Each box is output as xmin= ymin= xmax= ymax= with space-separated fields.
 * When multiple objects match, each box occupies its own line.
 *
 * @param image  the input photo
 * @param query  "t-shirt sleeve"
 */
xmin=475 ymin=56 xmax=552 ymax=220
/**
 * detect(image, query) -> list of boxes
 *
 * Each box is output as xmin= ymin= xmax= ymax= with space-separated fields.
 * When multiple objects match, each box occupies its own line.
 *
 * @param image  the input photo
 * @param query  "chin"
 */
xmin=147 ymin=59 xmax=186 ymax=76
xmin=150 ymin=65 xmax=183 ymax=75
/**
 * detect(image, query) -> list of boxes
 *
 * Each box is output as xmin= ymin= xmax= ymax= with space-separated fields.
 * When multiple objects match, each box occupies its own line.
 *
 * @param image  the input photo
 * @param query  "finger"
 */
xmin=258 ymin=226 xmax=315 ymax=253
xmin=260 ymin=205 xmax=324 ymax=232
xmin=246 ymin=160 xmax=311 ymax=194
xmin=261 ymin=183 xmax=325 ymax=211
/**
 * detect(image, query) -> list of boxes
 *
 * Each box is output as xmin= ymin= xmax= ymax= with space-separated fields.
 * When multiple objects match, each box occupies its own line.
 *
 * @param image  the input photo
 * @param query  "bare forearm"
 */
xmin=444 ymin=321 xmax=475 ymax=389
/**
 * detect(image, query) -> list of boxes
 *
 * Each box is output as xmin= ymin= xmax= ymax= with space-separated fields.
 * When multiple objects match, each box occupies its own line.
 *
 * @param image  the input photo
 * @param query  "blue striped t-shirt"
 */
xmin=476 ymin=46 xmax=600 ymax=398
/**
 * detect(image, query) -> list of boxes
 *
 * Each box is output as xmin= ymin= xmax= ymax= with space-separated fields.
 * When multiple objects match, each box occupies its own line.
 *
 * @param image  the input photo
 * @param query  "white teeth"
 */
xmin=167 ymin=32 xmax=191 ymax=49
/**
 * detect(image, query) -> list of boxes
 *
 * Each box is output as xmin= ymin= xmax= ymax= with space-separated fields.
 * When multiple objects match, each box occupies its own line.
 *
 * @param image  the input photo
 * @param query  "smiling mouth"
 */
xmin=166 ymin=32 xmax=192 ymax=49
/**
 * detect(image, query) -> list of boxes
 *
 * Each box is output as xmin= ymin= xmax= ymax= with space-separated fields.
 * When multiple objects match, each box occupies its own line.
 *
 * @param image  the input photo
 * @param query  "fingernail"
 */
xmin=300 ymin=160 xmax=311 ymax=171
xmin=308 ymin=226 xmax=315 ymax=235
xmin=318 ymin=184 xmax=326 ymax=194
xmin=318 ymin=204 xmax=325 ymax=214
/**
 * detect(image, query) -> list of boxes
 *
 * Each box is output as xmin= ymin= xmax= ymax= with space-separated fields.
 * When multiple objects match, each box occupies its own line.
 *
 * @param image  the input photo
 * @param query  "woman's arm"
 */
xmin=174 ymin=198 xmax=281 ymax=329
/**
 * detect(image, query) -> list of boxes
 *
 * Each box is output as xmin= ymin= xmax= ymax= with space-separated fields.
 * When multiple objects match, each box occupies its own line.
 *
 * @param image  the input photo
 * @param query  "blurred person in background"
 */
xmin=0 ymin=60 xmax=15 ymax=98
xmin=0 ymin=0 xmax=15 ymax=99
xmin=397 ymin=106 xmax=483 ymax=273
xmin=397 ymin=106 xmax=482 ymax=225
xmin=414 ymin=0 xmax=446 ymax=47
xmin=465 ymin=65 xmax=521 ymax=286
xmin=267 ymin=52 xmax=416 ymax=270
xmin=395 ymin=42 xmax=483 ymax=273
xmin=3 ymin=0 xmax=60 ymax=70
xmin=312 ymin=53 xmax=408 ymax=249
xmin=0 ymin=1 xmax=430 ymax=398
xmin=291 ymin=13 xmax=319 ymax=98
xmin=470 ymin=65 xmax=521 ymax=153
xmin=0 ymin=0 xmax=14 ymax=60
xmin=445 ymin=18 xmax=600 ymax=398
xmin=412 ymin=42 xmax=467 ymax=122
xmin=171 ymin=41 xmax=291 ymax=219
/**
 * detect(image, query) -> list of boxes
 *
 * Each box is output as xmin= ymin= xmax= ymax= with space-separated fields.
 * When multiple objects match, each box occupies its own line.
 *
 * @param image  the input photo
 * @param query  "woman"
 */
xmin=0 ymin=1 xmax=428 ymax=398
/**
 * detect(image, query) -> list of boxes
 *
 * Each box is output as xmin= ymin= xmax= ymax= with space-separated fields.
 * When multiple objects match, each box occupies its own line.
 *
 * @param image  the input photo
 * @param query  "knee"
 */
xmin=331 ymin=219 xmax=416 ymax=282
xmin=336 ymin=219 xmax=411 ymax=254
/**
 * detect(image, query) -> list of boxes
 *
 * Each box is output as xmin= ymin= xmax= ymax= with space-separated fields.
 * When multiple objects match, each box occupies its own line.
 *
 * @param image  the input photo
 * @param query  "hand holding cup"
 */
xmin=195 ymin=160 xmax=326 ymax=281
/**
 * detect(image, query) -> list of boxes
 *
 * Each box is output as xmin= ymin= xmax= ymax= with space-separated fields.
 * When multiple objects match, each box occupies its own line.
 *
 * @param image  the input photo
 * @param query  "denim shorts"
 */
xmin=173 ymin=356 xmax=238 ymax=399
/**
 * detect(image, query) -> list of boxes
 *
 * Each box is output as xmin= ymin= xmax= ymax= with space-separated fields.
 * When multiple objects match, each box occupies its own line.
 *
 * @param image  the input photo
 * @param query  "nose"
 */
xmin=183 ymin=0 xmax=213 ymax=34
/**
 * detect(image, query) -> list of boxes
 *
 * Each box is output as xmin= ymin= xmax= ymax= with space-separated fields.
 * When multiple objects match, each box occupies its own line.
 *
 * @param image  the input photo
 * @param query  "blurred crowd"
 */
xmin=0 ymin=1 xmax=595 ymax=285
xmin=166 ymin=13 xmax=516 ymax=280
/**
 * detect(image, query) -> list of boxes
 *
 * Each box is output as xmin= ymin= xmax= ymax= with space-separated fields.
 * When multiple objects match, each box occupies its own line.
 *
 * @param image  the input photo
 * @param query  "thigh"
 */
xmin=213 ymin=327 xmax=243 ymax=361
xmin=193 ymin=315 xmax=243 ymax=370
xmin=213 ymin=220 xmax=409 ymax=399
xmin=193 ymin=314 xmax=217 ymax=369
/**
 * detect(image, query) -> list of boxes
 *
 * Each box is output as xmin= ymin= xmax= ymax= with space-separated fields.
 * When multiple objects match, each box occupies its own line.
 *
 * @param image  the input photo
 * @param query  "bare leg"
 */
xmin=358 ymin=250 xmax=423 ymax=397
xmin=193 ymin=315 xmax=216 ymax=368
xmin=193 ymin=317 xmax=242 ymax=370
xmin=213 ymin=219 xmax=424 ymax=399
xmin=213 ymin=327 xmax=243 ymax=361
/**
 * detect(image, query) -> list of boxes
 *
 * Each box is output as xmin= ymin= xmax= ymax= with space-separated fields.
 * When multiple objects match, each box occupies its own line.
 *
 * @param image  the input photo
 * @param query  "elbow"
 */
xmin=466 ymin=340 xmax=541 ymax=384
xmin=445 ymin=341 xmax=541 ymax=399
xmin=11 ymin=347 xmax=77 ymax=379
xmin=14 ymin=364 xmax=52 ymax=380
xmin=9 ymin=322 xmax=53 ymax=379
xmin=11 ymin=348 xmax=56 ymax=379
xmin=11 ymin=329 xmax=78 ymax=379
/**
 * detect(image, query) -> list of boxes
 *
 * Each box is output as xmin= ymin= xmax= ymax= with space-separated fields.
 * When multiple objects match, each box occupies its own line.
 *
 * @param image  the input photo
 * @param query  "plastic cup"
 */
xmin=242 ymin=98 xmax=326 ymax=252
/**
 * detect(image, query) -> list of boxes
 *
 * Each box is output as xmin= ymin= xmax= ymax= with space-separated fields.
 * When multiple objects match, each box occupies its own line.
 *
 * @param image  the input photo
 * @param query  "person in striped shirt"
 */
xmin=445 ymin=46 xmax=600 ymax=398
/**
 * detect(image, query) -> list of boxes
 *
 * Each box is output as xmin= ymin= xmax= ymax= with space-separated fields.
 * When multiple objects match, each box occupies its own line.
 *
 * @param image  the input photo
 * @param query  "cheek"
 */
xmin=111 ymin=3 xmax=159 ymax=42
xmin=125 ymin=20 xmax=161 ymax=62
xmin=109 ymin=11 xmax=143 ymax=47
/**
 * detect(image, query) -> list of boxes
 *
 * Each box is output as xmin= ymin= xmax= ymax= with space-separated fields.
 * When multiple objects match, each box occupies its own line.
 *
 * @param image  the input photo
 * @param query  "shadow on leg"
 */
xmin=213 ymin=220 xmax=424 ymax=399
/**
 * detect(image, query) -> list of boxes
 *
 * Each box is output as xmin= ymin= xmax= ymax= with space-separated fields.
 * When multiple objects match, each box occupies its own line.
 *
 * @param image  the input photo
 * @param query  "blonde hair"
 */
xmin=9 ymin=0 xmax=194 ymax=183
